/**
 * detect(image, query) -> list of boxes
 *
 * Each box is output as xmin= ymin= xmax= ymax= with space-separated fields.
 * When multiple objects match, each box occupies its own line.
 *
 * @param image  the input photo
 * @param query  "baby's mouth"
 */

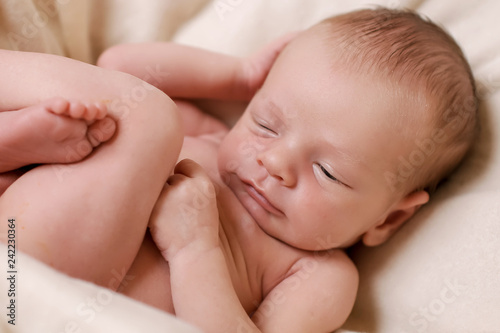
xmin=241 ymin=180 xmax=284 ymax=217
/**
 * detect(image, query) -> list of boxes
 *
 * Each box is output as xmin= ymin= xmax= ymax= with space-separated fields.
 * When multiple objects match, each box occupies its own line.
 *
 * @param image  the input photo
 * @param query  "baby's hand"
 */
xmin=244 ymin=31 xmax=300 ymax=96
xmin=149 ymin=159 xmax=219 ymax=261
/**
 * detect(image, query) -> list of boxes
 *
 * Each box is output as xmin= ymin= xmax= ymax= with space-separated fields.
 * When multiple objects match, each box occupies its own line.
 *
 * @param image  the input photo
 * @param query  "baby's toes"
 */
xmin=82 ymin=103 xmax=98 ymax=121
xmin=44 ymin=97 xmax=70 ymax=115
xmin=87 ymin=117 xmax=116 ymax=147
xmin=68 ymin=101 xmax=86 ymax=118
xmin=94 ymin=102 xmax=108 ymax=120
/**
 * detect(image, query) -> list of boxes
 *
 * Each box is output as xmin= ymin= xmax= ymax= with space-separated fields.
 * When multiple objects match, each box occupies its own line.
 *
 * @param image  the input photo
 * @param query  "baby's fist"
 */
xmin=149 ymin=159 xmax=219 ymax=261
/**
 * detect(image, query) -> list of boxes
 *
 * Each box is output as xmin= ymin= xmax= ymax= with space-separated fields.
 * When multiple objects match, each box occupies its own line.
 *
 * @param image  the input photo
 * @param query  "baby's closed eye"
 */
xmin=314 ymin=163 xmax=347 ymax=187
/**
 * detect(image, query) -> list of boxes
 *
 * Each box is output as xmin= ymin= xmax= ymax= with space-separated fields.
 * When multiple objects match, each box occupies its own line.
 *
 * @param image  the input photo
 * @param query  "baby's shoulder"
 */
xmin=283 ymin=249 xmax=358 ymax=302
xmin=292 ymin=249 xmax=358 ymax=281
xmin=260 ymin=249 xmax=358 ymax=330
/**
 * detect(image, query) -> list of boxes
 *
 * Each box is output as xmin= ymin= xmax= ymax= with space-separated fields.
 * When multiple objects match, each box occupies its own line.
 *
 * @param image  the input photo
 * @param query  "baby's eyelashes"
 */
xmin=319 ymin=164 xmax=337 ymax=181
xmin=252 ymin=116 xmax=278 ymax=136
xmin=314 ymin=163 xmax=346 ymax=187
xmin=258 ymin=123 xmax=276 ymax=133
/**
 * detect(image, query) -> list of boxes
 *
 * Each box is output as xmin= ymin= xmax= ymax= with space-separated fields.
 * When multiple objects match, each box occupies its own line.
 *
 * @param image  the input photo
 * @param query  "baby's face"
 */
xmin=218 ymin=29 xmax=416 ymax=251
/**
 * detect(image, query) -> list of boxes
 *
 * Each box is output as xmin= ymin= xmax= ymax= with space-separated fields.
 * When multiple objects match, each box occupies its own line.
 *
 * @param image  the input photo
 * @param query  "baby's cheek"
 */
xmin=217 ymin=133 xmax=244 ymax=178
xmin=221 ymin=129 xmax=259 ymax=166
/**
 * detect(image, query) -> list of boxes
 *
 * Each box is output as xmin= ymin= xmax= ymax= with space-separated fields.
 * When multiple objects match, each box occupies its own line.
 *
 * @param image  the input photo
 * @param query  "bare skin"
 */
xmin=0 ymin=97 xmax=115 ymax=195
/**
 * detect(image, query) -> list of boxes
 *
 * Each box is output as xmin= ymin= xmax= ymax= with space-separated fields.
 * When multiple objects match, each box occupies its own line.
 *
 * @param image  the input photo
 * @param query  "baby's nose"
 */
xmin=256 ymin=148 xmax=296 ymax=187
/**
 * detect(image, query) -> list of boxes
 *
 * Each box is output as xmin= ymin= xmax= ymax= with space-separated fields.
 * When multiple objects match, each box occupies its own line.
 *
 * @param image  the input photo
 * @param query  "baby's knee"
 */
xmin=128 ymin=86 xmax=183 ymax=159
xmin=148 ymin=91 xmax=183 ymax=154
xmin=93 ymin=62 xmax=183 ymax=163
xmin=134 ymin=91 xmax=183 ymax=179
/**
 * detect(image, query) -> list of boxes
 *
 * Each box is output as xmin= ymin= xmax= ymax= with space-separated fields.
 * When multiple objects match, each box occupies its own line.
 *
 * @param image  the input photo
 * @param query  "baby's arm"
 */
xmin=98 ymin=42 xmax=255 ymax=101
xmin=149 ymin=159 xmax=255 ymax=332
xmin=173 ymin=250 xmax=358 ymax=332
xmin=251 ymin=254 xmax=358 ymax=332
xmin=97 ymin=34 xmax=296 ymax=124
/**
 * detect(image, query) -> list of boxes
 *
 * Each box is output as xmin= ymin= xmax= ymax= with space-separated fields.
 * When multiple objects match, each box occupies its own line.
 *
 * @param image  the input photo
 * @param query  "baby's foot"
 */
xmin=44 ymin=97 xmax=116 ymax=149
xmin=2 ymin=97 xmax=116 ymax=171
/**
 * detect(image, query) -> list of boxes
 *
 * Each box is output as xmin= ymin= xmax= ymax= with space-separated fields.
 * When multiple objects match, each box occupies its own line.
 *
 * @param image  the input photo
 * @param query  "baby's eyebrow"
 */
xmin=260 ymin=95 xmax=298 ymax=123
xmin=337 ymin=148 xmax=366 ymax=170
xmin=257 ymin=92 xmax=287 ymax=112
xmin=324 ymin=140 xmax=369 ymax=182
xmin=260 ymin=96 xmax=282 ymax=116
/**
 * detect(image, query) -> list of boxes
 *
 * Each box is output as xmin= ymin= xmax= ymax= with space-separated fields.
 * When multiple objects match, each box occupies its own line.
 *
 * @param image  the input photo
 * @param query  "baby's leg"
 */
xmin=0 ymin=97 xmax=114 ymax=173
xmin=0 ymin=50 xmax=183 ymax=287
xmin=119 ymin=232 xmax=174 ymax=313
xmin=0 ymin=167 xmax=34 ymax=197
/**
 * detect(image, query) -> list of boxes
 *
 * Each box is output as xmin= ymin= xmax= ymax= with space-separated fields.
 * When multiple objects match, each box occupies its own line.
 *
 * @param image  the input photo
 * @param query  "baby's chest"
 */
xmin=220 ymin=211 xmax=306 ymax=314
xmin=226 ymin=236 xmax=307 ymax=316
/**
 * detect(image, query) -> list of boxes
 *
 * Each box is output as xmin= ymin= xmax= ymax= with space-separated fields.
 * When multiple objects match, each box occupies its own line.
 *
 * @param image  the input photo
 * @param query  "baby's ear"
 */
xmin=362 ymin=190 xmax=429 ymax=247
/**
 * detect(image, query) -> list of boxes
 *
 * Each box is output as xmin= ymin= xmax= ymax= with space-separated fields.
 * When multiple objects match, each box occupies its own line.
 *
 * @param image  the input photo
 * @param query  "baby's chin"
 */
xmin=280 ymin=227 xmax=364 ymax=252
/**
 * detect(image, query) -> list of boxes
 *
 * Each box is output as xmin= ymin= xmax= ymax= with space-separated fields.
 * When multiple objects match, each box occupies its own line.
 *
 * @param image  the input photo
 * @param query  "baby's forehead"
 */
xmin=256 ymin=29 xmax=435 ymax=140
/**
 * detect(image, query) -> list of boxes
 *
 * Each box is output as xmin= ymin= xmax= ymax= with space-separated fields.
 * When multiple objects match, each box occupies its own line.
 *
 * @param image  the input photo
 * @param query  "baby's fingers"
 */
xmin=174 ymin=159 xmax=216 ymax=199
xmin=174 ymin=159 xmax=210 ymax=180
xmin=166 ymin=173 xmax=185 ymax=186
xmin=261 ymin=31 xmax=300 ymax=57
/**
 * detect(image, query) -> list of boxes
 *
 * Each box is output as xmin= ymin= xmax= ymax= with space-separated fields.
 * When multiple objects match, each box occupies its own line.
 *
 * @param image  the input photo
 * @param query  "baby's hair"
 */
xmin=316 ymin=7 xmax=478 ymax=195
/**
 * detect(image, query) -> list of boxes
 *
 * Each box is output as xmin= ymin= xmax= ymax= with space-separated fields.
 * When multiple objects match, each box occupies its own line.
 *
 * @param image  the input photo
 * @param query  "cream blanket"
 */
xmin=0 ymin=0 xmax=499 ymax=332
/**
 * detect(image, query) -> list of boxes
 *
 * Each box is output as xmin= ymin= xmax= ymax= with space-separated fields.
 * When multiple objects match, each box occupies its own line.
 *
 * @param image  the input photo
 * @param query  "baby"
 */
xmin=96 ymin=7 xmax=477 ymax=332
xmin=0 ymin=7 xmax=477 ymax=333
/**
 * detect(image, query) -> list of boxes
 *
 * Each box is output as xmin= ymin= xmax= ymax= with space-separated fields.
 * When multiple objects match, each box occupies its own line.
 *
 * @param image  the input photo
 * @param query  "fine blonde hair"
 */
xmin=317 ymin=7 xmax=478 ymax=195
